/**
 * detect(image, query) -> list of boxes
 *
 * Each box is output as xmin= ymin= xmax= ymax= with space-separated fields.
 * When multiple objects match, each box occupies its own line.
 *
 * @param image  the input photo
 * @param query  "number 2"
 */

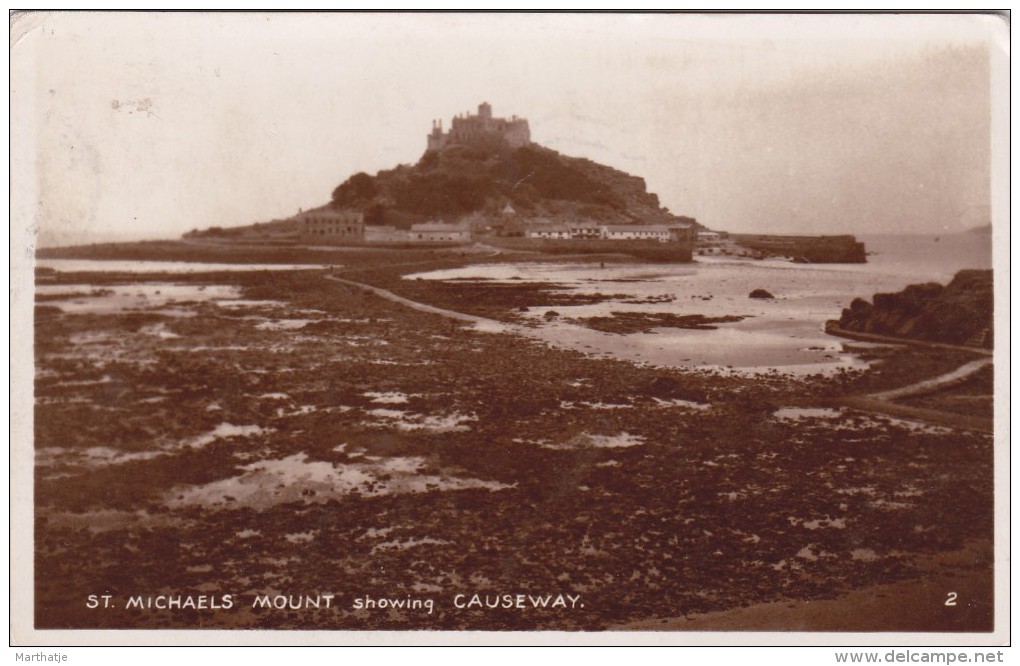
xmin=945 ymin=592 xmax=957 ymax=607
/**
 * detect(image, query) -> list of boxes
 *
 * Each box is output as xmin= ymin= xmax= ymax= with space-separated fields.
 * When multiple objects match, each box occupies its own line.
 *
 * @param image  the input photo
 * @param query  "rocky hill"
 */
xmin=330 ymin=141 xmax=696 ymax=229
xmin=833 ymin=269 xmax=993 ymax=349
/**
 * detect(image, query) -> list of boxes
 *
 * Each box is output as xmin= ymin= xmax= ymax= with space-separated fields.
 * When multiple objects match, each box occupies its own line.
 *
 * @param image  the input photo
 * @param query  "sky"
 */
xmin=11 ymin=12 xmax=1006 ymax=246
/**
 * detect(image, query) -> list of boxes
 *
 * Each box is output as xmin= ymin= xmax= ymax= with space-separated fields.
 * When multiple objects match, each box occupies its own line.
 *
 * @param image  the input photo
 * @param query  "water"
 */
xmin=857 ymin=232 xmax=991 ymax=282
xmin=167 ymin=452 xmax=510 ymax=509
xmin=36 ymin=233 xmax=991 ymax=374
xmin=36 ymin=259 xmax=329 ymax=273
xmin=36 ymin=283 xmax=242 ymax=314
xmin=408 ymin=233 xmax=991 ymax=374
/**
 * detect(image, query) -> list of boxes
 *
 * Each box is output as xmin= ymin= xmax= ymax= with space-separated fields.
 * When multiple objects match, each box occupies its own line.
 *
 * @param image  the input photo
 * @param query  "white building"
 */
xmin=602 ymin=224 xmax=674 ymax=242
xmin=526 ymin=224 xmax=571 ymax=240
xmin=524 ymin=222 xmax=696 ymax=243
xmin=408 ymin=221 xmax=471 ymax=243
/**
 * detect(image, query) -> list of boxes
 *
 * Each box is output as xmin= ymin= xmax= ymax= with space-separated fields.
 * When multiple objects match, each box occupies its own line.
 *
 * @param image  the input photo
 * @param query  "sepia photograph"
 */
xmin=9 ymin=11 xmax=1008 ymax=646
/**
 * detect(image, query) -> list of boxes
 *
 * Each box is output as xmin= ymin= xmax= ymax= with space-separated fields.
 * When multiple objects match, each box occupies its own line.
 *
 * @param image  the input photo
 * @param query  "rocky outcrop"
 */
xmin=833 ymin=270 xmax=993 ymax=349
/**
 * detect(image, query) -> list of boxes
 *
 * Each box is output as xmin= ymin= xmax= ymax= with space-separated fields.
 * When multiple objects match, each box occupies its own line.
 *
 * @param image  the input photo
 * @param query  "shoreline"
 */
xmin=29 ymin=259 xmax=996 ymax=631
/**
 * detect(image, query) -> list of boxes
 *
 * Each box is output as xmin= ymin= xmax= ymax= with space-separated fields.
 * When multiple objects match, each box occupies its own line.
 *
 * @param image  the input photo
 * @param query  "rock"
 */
xmin=831 ymin=269 xmax=992 ymax=348
xmin=544 ymin=310 xmax=560 ymax=319
xmin=749 ymin=289 xmax=775 ymax=299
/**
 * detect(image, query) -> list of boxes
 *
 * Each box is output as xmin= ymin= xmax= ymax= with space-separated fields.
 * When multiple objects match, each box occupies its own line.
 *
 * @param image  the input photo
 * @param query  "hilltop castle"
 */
xmin=427 ymin=102 xmax=531 ymax=151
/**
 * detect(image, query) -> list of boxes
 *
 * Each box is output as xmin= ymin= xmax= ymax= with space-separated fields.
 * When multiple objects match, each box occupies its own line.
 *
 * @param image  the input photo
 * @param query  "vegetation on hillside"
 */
xmin=331 ymin=143 xmax=690 ymax=228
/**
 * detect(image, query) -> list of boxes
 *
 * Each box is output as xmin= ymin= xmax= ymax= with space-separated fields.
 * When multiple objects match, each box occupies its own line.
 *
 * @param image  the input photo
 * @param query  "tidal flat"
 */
xmin=33 ymin=253 xmax=994 ymax=631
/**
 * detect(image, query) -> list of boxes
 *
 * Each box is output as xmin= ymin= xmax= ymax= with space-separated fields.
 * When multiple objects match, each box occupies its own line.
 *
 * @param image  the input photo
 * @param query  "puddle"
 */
xmin=50 ymin=375 xmax=113 ymax=388
xmin=166 ymin=453 xmax=512 ymax=509
xmin=835 ymin=486 xmax=877 ymax=497
xmin=276 ymin=405 xmax=321 ymax=417
xmin=216 ymin=299 xmax=287 ymax=309
xmin=470 ymin=320 xmax=515 ymax=334
xmin=797 ymin=546 xmax=819 ymax=561
xmin=819 ymin=414 xmax=955 ymax=436
xmin=369 ymin=408 xmax=406 ymax=419
xmin=868 ymin=499 xmax=915 ymax=510
xmin=850 ymin=548 xmax=880 ymax=562
xmin=560 ymin=401 xmax=631 ymax=410
xmin=37 ymin=259 xmax=329 ymax=273
xmin=365 ymin=392 xmax=413 ymax=404
xmin=37 ymin=423 xmax=270 ymax=473
xmin=653 ymin=398 xmax=712 ymax=410
xmin=773 ymin=407 xmax=844 ymax=420
xmin=867 ymin=417 xmax=953 ymax=435
xmin=140 ymin=323 xmax=181 ymax=339
xmin=368 ymin=409 xmax=475 ymax=433
xmin=802 ymin=517 xmax=847 ymax=530
xmin=255 ymin=319 xmax=316 ymax=330
xmin=343 ymin=336 xmax=390 ymax=347
xmin=37 ymin=446 xmax=164 ymax=469
xmin=36 ymin=283 xmax=241 ymax=314
xmin=44 ymin=509 xmax=168 ymax=533
xmin=188 ymin=423 xmax=268 ymax=449
xmin=539 ymin=432 xmax=644 ymax=450
xmin=372 ymin=537 xmax=451 ymax=553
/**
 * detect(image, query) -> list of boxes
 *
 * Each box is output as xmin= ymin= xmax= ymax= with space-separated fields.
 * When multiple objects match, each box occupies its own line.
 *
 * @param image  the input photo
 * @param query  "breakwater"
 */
xmin=730 ymin=234 xmax=866 ymax=263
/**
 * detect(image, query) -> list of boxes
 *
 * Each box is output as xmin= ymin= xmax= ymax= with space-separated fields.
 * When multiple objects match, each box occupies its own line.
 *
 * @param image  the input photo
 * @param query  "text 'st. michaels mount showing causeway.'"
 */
xmin=31 ymin=88 xmax=995 ymax=638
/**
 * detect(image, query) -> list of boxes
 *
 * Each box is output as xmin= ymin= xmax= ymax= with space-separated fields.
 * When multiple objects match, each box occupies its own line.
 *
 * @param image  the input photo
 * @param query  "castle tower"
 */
xmin=426 ymin=102 xmax=530 ymax=151
xmin=427 ymin=118 xmax=446 ymax=151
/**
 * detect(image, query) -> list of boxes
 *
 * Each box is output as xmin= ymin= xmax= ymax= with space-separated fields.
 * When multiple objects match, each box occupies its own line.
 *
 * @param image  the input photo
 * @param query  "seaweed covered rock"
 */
xmin=834 ymin=269 xmax=992 ymax=348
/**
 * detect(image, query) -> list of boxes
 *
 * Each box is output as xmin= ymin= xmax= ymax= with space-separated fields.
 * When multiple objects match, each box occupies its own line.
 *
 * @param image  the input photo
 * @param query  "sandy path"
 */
xmin=825 ymin=323 xmax=993 ymax=357
xmin=842 ymin=356 xmax=994 ymax=434
xmin=324 ymin=274 xmax=513 ymax=329
xmin=870 ymin=358 xmax=992 ymax=401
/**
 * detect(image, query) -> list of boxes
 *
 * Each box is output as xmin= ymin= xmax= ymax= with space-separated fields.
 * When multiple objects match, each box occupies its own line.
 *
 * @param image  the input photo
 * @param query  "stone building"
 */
xmin=298 ymin=209 xmax=364 ymax=245
xmin=427 ymin=102 xmax=531 ymax=151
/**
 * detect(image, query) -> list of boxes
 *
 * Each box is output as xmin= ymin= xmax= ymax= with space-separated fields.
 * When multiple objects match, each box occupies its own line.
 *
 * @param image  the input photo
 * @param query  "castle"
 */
xmin=427 ymin=102 xmax=531 ymax=151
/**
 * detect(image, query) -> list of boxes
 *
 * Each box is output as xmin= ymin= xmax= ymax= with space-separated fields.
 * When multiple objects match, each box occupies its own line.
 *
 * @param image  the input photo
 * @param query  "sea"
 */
xmin=407 ymin=232 xmax=993 ymax=375
xmin=34 ymin=232 xmax=992 ymax=375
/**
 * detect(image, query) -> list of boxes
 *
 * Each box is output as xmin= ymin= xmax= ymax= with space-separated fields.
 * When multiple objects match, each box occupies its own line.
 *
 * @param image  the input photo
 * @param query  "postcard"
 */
xmin=9 ymin=11 xmax=1009 ymax=647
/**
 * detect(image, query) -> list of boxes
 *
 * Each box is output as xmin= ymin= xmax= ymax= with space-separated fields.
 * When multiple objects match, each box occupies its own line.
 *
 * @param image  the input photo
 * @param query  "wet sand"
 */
xmin=32 ymin=252 xmax=995 ymax=632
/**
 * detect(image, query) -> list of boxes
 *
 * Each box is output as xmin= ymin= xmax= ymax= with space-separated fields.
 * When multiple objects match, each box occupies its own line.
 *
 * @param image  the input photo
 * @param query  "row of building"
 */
xmin=297 ymin=208 xmax=697 ymax=246
xmin=525 ymin=221 xmax=696 ymax=244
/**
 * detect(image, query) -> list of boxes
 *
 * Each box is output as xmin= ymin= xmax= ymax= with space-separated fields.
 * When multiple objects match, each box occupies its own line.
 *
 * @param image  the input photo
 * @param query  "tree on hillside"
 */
xmin=331 ymin=172 xmax=379 ymax=207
